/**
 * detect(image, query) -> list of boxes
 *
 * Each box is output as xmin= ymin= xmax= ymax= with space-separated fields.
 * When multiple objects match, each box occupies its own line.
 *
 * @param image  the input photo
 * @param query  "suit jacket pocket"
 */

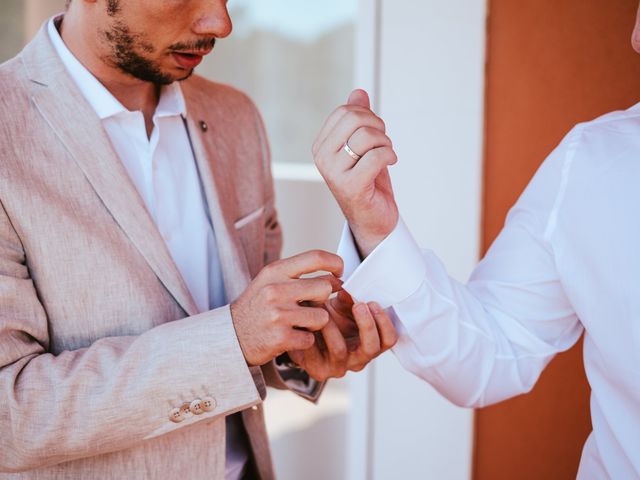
xmin=234 ymin=205 xmax=266 ymax=278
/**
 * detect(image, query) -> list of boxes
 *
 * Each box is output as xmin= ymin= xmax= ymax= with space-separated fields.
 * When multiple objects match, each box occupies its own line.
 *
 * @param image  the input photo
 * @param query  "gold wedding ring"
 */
xmin=343 ymin=142 xmax=362 ymax=161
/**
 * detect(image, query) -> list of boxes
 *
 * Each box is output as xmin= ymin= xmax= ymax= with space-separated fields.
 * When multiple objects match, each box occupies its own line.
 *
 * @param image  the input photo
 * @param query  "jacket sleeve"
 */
xmin=0 ymin=199 xmax=262 ymax=473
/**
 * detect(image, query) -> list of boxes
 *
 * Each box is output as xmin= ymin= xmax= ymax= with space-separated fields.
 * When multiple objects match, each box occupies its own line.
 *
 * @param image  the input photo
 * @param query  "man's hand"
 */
xmin=230 ymin=250 xmax=343 ymax=366
xmin=287 ymin=294 xmax=398 ymax=381
xmin=313 ymin=89 xmax=399 ymax=257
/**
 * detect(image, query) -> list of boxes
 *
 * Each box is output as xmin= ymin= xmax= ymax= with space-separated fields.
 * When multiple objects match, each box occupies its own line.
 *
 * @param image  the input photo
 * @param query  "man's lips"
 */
xmin=172 ymin=50 xmax=211 ymax=69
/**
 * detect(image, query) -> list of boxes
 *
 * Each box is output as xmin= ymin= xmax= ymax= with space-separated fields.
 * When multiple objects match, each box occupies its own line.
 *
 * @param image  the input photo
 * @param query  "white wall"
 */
xmin=348 ymin=1 xmax=487 ymax=478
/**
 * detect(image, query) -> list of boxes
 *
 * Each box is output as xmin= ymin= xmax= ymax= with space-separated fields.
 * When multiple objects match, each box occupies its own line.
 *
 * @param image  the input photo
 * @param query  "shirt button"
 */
xmin=169 ymin=407 xmax=183 ymax=423
xmin=251 ymin=405 xmax=259 ymax=412
xmin=199 ymin=120 xmax=208 ymax=132
xmin=190 ymin=399 xmax=204 ymax=415
xmin=202 ymin=396 xmax=216 ymax=412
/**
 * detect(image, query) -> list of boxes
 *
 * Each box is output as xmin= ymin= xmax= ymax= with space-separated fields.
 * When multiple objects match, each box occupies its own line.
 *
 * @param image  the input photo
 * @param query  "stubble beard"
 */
xmin=103 ymin=20 xmax=181 ymax=86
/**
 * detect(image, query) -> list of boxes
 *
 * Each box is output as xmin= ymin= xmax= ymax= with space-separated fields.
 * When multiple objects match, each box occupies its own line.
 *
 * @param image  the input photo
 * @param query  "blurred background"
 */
xmin=4 ymin=0 xmax=640 ymax=479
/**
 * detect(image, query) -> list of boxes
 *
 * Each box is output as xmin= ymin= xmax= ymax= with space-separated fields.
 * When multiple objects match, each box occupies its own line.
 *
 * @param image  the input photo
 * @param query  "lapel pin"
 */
xmin=199 ymin=120 xmax=208 ymax=132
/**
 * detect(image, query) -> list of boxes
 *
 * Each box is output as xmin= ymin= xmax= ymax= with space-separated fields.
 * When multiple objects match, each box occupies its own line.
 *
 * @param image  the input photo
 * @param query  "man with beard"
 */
xmin=0 ymin=1 xmax=397 ymax=478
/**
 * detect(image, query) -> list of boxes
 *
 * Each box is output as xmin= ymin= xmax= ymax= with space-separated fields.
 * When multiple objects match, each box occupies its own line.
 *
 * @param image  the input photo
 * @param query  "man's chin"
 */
xmin=148 ymin=69 xmax=192 ymax=86
xmin=176 ymin=69 xmax=195 ymax=82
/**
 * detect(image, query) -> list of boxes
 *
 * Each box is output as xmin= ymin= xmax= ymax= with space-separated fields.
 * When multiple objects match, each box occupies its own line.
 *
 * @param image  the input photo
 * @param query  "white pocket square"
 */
xmin=234 ymin=206 xmax=265 ymax=229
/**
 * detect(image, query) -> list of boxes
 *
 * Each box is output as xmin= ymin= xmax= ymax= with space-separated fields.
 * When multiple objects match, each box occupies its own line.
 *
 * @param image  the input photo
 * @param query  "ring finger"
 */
xmin=340 ymin=127 xmax=393 ymax=171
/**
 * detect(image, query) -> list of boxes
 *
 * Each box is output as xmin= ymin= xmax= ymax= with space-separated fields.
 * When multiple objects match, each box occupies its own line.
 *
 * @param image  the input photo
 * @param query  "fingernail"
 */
xmin=354 ymin=303 xmax=367 ymax=315
xmin=369 ymin=302 xmax=382 ymax=314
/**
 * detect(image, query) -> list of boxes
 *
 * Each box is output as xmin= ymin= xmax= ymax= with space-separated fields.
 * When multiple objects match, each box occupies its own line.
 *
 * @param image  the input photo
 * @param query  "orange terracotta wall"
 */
xmin=475 ymin=0 xmax=640 ymax=479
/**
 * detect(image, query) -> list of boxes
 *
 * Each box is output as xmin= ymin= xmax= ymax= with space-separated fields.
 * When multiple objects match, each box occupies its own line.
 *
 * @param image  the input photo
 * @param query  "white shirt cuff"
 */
xmin=337 ymin=218 xmax=427 ymax=308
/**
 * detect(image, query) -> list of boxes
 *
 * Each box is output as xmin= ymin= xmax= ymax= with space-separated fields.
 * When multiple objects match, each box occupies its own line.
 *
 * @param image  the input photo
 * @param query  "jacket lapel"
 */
xmin=23 ymin=24 xmax=199 ymax=317
xmin=181 ymin=99 xmax=264 ymax=395
xmin=181 ymin=109 xmax=252 ymax=303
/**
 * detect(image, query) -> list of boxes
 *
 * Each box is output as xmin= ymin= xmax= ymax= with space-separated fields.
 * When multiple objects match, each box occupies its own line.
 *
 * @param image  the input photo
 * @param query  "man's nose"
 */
xmin=192 ymin=0 xmax=233 ymax=38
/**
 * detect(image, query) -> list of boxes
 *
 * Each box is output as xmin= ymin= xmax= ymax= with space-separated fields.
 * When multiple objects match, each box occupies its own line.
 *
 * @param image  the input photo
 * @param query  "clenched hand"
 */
xmin=231 ymin=250 xmax=343 ymax=366
xmin=313 ymin=89 xmax=399 ymax=257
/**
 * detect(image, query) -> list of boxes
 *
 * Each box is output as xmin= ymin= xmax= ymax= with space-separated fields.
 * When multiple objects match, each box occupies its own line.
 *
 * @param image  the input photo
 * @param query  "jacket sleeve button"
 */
xmin=169 ymin=407 xmax=183 ymax=423
xmin=202 ymin=396 xmax=216 ymax=412
xmin=190 ymin=399 xmax=204 ymax=415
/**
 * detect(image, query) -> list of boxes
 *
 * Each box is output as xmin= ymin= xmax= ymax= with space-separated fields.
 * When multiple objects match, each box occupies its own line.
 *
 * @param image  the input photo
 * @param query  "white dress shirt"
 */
xmin=339 ymin=106 xmax=640 ymax=479
xmin=48 ymin=18 xmax=248 ymax=480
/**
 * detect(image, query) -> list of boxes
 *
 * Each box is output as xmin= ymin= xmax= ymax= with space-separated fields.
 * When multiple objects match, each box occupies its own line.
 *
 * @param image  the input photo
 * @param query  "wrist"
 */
xmin=350 ymin=221 xmax=397 ymax=258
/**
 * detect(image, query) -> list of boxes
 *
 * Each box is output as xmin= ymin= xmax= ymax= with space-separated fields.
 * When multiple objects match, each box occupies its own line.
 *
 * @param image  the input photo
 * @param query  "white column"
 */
xmin=348 ymin=0 xmax=487 ymax=478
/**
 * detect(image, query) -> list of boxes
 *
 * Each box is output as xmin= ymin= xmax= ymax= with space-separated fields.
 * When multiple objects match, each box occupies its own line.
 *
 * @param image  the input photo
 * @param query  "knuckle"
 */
xmin=334 ymin=345 xmax=348 ymax=361
xmin=317 ymin=280 xmax=333 ymax=299
xmin=262 ymin=284 xmax=279 ymax=303
xmin=317 ymin=308 xmax=330 ymax=325
xmin=270 ymin=327 xmax=285 ymax=349
xmin=312 ymin=248 xmax=328 ymax=260
xmin=386 ymin=330 xmax=399 ymax=347
xmin=351 ymin=364 xmax=366 ymax=373
xmin=307 ymin=249 xmax=328 ymax=267
xmin=345 ymin=110 xmax=366 ymax=127
xmin=302 ymin=333 xmax=316 ymax=349
xmin=261 ymin=261 xmax=279 ymax=277
xmin=267 ymin=306 xmax=284 ymax=325
xmin=361 ymin=126 xmax=381 ymax=140
xmin=337 ymin=105 xmax=350 ymax=117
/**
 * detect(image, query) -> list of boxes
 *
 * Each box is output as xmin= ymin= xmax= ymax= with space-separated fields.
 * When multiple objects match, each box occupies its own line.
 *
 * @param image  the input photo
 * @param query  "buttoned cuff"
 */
xmin=338 ymin=218 xmax=427 ymax=308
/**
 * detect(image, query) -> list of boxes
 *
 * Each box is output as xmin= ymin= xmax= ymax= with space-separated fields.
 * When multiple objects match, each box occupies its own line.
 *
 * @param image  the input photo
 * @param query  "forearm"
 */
xmin=340 ymin=217 xmax=583 ymax=409
xmin=389 ymin=253 xmax=582 ymax=407
xmin=0 ymin=306 xmax=260 ymax=472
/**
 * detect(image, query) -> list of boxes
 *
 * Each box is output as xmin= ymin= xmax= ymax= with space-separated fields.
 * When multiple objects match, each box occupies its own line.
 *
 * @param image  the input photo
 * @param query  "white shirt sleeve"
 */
xmin=338 ymin=127 xmax=585 ymax=408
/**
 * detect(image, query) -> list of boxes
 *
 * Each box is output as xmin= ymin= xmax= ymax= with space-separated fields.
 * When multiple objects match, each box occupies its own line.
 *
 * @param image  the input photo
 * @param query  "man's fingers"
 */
xmin=288 ymin=349 xmax=304 ymax=366
xmin=315 ymin=274 xmax=343 ymax=295
xmin=352 ymin=302 xmax=381 ymax=357
xmin=320 ymin=320 xmax=348 ymax=366
xmin=346 ymin=146 xmax=398 ymax=191
xmin=348 ymin=88 xmax=371 ymax=109
xmin=332 ymin=290 xmax=354 ymax=315
xmin=318 ymin=110 xmax=386 ymax=162
xmin=289 ymin=307 xmax=330 ymax=331
xmin=348 ymin=127 xmax=392 ymax=156
xmin=326 ymin=296 xmax=359 ymax=338
xmin=312 ymin=89 xmax=372 ymax=156
xmin=313 ymin=104 xmax=372 ymax=157
xmin=290 ymin=276 xmax=341 ymax=305
xmin=369 ymin=302 xmax=398 ymax=350
xmin=286 ymin=329 xmax=317 ymax=352
xmin=271 ymin=250 xmax=344 ymax=279
xmin=333 ymin=127 xmax=392 ymax=172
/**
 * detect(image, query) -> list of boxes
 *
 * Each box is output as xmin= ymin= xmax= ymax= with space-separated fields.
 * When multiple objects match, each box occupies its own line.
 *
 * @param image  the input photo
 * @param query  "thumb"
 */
xmin=348 ymin=89 xmax=371 ymax=109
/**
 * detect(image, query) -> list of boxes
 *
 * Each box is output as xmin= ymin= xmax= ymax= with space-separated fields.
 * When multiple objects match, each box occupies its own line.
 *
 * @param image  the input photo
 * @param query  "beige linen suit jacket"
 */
xmin=0 ymin=24 xmax=320 ymax=479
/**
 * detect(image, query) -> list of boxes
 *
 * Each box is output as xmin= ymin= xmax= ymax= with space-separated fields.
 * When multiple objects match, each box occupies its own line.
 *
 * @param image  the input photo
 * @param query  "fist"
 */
xmin=313 ymin=89 xmax=399 ymax=257
xmin=231 ymin=250 xmax=343 ymax=366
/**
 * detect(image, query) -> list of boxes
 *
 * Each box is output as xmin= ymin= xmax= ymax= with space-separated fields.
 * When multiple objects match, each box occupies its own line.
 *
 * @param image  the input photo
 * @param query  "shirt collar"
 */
xmin=48 ymin=15 xmax=187 ymax=120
